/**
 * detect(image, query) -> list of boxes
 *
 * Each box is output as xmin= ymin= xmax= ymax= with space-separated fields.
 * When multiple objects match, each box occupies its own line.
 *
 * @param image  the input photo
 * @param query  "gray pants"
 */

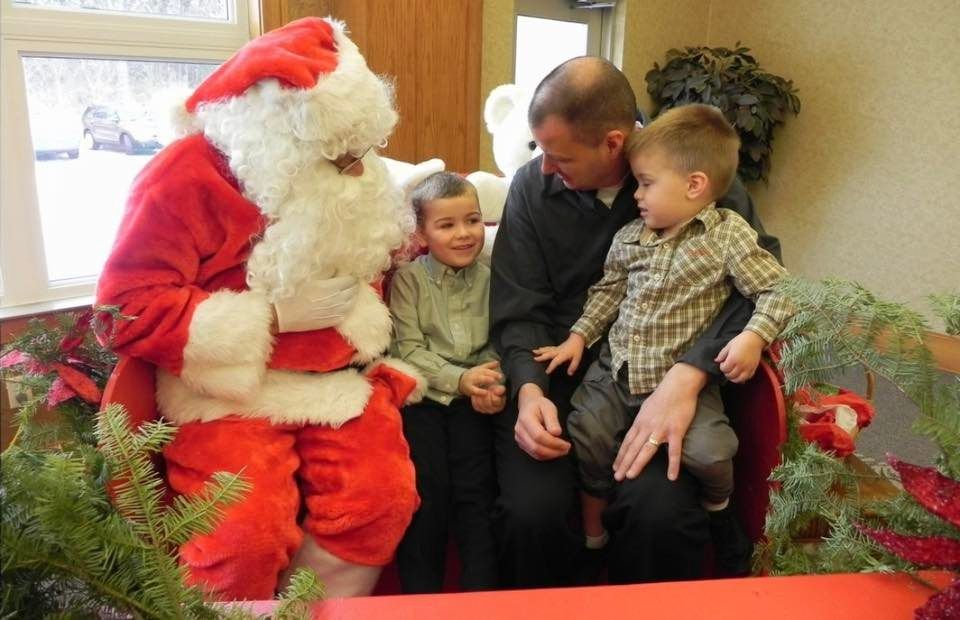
xmin=567 ymin=344 xmax=738 ymax=503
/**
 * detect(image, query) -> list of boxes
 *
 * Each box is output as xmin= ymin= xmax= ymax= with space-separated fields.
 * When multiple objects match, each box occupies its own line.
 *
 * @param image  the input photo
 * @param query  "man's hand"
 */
xmin=471 ymin=384 xmax=507 ymax=414
xmin=514 ymin=383 xmax=571 ymax=460
xmin=458 ymin=361 xmax=504 ymax=397
xmin=715 ymin=330 xmax=767 ymax=383
xmin=273 ymin=276 xmax=359 ymax=333
xmin=533 ymin=333 xmax=586 ymax=376
xmin=613 ymin=363 xmax=707 ymax=481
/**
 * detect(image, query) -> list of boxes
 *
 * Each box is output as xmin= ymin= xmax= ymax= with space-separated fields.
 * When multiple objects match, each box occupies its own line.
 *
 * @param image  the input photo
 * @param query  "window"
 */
xmin=0 ymin=0 xmax=257 ymax=312
xmin=513 ymin=0 xmax=620 ymax=94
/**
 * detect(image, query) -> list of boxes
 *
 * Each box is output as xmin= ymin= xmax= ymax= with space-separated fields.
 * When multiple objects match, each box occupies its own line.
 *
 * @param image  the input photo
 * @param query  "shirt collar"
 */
xmin=694 ymin=202 xmax=721 ymax=230
xmin=544 ymin=171 xmax=636 ymax=210
xmin=545 ymin=171 xmax=568 ymax=197
xmin=622 ymin=202 xmax=719 ymax=246
xmin=424 ymin=253 xmax=477 ymax=284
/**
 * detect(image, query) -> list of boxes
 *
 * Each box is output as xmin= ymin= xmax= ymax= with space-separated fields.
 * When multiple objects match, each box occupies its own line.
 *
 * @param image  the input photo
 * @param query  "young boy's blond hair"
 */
xmin=627 ymin=104 xmax=741 ymax=200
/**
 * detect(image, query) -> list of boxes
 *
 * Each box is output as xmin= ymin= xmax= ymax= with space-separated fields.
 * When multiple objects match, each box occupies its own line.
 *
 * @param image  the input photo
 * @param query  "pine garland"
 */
xmin=1 ymin=311 xmax=324 ymax=618
xmin=760 ymin=278 xmax=960 ymax=615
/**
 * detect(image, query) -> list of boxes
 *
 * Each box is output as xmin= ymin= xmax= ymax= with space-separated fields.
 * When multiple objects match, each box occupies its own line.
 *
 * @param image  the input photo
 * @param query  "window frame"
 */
xmin=0 ymin=0 xmax=259 ymax=313
xmin=512 ymin=0 xmax=625 ymax=93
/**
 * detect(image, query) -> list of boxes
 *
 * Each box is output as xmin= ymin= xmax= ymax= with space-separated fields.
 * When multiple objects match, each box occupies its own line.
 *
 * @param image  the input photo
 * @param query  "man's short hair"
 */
xmin=626 ymin=104 xmax=741 ymax=199
xmin=528 ymin=56 xmax=637 ymax=145
xmin=409 ymin=171 xmax=478 ymax=224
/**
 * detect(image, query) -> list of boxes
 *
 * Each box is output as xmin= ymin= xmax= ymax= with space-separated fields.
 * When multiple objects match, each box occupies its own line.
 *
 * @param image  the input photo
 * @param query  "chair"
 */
xmin=100 ymin=355 xmax=787 ymax=593
xmin=723 ymin=358 xmax=788 ymax=543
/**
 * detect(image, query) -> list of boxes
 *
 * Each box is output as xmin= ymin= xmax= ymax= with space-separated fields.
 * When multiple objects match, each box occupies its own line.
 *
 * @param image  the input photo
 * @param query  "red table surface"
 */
xmin=245 ymin=571 xmax=954 ymax=619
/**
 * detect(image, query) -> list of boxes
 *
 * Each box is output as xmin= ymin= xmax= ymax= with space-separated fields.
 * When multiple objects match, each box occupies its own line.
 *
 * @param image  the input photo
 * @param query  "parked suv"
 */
xmin=81 ymin=105 xmax=162 ymax=154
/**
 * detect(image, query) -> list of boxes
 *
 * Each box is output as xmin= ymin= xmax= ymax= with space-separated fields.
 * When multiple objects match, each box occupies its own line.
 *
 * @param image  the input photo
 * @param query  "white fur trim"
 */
xmin=180 ymin=290 xmax=275 ymax=401
xmin=340 ymin=285 xmax=392 ymax=365
xmin=364 ymin=357 xmax=427 ymax=405
xmin=157 ymin=367 xmax=372 ymax=427
xmin=169 ymin=99 xmax=202 ymax=138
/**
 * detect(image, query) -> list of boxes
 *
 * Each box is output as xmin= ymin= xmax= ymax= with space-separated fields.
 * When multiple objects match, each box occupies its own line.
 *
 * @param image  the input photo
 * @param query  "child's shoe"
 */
xmin=708 ymin=503 xmax=753 ymax=577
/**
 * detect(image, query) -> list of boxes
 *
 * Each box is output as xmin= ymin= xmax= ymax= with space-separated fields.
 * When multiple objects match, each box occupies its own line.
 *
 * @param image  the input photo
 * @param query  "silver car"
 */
xmin=81 ymin=105 xmax=162 ymax=154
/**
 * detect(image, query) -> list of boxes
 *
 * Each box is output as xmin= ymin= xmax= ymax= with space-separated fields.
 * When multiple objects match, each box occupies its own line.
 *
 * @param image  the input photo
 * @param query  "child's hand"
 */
xmin=533 ymin=333 xmax=586 ymax=376
xmin=459 ymin=361 xmax=503 ymax=397
xmin=715 ymin=330 xmax=767 ymax=383
xmin=471 ymin=384 xmax=506 ymax=414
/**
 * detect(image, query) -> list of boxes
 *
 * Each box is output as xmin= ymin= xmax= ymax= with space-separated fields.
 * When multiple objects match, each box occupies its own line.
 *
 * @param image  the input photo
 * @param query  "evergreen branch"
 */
xmin=17 ymin=552 xmax=154 ymax=618
xmin=163 ymin=471 xmax=251 ymax=546
xmin=95 ymin=406 xmax=188 ymax=618
xmin=274 ymin=568 xmax=324 ymax=619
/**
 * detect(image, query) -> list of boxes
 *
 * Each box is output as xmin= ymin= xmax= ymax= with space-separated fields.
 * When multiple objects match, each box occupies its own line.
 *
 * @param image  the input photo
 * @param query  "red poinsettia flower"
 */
xmin=888 ymin=457 xmax=960 ymax=528
xmin=46 ymin=377 xmax=78 ymax=407
xmin=51 ymin=362 xmax=102 ymax=404
xmin=58 ymin=309 xmax=94 ymax=354
xmin=857 ymin=524 xmax=960 ymax=568
xmin=0 ymin=350 xmax=50 ymax=375
xmin=856 ymin=456 xmax=960 ymax=618
xmin=0 ymin=350 xmax=30 ymax=369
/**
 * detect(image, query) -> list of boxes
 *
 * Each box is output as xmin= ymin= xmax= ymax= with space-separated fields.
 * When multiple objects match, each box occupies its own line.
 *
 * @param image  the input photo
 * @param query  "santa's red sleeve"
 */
xmin=96 ymin=135 xmax=275 ymax=401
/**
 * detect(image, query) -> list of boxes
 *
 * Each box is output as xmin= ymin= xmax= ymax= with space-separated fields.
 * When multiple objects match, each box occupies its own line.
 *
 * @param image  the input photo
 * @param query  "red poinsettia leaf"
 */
xmin=58 ymin=335 xmax=84 ymax=354
xmin=858 ymin=524 xmax=960 ymax=569
xmin=59 ymin=310 xmax=94 ymax=352
xmin=45 ymin=377 xmax=77 ymax=407
xmin=25 ymin=359 xmax=51 ymax=374
xmin=0 ymin=350 xmax=30 ymax=369
xmin=888 ymin=456 xmax=960 ymax=529
xmin=1 ymin=350 xmax=51 ymax=375
xmin=916 ymin=577 xmax=960 ymax=620
xmin=52 ymin=362 xmax=102 ymax=404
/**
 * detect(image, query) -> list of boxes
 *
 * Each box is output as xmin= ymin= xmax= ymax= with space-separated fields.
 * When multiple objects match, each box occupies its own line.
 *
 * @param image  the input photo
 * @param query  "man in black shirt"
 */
xmin=489 ymin=56 xmax=780 ymax=586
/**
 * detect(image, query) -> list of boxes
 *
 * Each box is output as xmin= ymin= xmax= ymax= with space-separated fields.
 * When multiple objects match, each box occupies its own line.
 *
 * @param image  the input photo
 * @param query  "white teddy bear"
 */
xmin=382 ymin=84 xmax=538 ymax=265
xmin=380 ymin=156 xmax=447 ymax=199
xmin=467 ymin=84 xmax=538 ymax=264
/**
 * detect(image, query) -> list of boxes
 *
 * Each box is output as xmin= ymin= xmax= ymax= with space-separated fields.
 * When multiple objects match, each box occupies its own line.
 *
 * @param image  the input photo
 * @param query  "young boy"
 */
xmin=535 ymin=104 xmax=792 ymax=576
xmin=389 ymin=171 xmax=506 ymax=593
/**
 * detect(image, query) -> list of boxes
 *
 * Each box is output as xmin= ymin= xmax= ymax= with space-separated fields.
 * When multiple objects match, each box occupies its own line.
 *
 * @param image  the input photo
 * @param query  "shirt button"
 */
xmin=641 ymin=302 xmax=649 ymax=309
xmin=633 ymin=335 xmax=641 ymax=342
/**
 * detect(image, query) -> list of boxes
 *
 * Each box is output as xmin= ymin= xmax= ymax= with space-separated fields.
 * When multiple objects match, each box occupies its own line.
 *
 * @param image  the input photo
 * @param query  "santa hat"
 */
xmin=173 ymin=17 xmax=395 ymax=144
xmin=186 ymin=17 xmax=338 ymax=115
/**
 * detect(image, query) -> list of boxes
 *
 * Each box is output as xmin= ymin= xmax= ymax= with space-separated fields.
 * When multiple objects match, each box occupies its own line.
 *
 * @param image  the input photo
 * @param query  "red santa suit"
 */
xmin=96 ymin=17 xmax=422 ymax=601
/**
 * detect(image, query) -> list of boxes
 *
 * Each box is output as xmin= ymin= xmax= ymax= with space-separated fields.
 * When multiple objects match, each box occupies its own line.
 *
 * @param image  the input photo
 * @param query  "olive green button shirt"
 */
xmin=571 ymin=204 xmax=792 ymax=394
xmin=389 ymin=254 xmax=498 ymax=405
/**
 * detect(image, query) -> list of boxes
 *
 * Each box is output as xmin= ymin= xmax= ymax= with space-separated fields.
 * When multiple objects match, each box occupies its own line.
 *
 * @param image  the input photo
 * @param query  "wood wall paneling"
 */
xmin=262 ymin=0 xmax=482 ymax=172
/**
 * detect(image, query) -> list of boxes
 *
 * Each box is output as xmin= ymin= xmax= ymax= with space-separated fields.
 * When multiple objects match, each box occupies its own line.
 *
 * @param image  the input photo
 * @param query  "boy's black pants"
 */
xmin=396 ymin=397 xmax=498 ymax=593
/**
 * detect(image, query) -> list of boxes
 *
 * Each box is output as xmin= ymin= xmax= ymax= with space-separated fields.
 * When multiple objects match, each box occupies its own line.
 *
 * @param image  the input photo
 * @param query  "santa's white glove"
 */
xmin=273 ymin=276 xmax=359 ymax=333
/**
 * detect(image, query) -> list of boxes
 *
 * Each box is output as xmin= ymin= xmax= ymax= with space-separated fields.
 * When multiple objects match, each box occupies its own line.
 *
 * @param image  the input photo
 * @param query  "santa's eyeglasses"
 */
xmin=333 ymin=139 xmax=388 ymax=175
xmin=334 ymin=146 xmax=372 ymax=175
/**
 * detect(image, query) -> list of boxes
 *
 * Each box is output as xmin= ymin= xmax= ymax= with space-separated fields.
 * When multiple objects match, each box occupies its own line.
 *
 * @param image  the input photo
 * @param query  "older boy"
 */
xmin=389 ymin=172 xmax=505 ymax=592
xmin=536 ymin=104 xmax=792 ymax=575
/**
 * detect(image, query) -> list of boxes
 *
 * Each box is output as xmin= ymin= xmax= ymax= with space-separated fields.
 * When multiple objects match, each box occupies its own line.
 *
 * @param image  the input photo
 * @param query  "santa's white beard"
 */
xmin=245 ymin=154 xmax=414 ymax=302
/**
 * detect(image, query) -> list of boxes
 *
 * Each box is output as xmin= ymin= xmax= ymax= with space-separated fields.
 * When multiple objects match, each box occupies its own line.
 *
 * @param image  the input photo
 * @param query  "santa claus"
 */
xmin=96 ymin=17 xmax=423 ymax=600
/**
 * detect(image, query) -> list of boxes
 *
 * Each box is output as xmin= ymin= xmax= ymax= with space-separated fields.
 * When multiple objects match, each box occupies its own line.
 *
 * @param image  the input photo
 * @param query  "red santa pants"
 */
xmin=163 ymin=377 xmax=418 ymax=601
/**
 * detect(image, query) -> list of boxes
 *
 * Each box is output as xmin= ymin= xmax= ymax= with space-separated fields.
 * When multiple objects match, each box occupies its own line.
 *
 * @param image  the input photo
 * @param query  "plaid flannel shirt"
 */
xmin=571 ymin=203 xmax=792 ymax=394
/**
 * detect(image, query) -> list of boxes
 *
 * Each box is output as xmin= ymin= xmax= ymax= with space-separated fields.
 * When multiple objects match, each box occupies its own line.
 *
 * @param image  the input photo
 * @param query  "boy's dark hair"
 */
xmin=626 ymin=104 xmax=740 ymax=199
xmin=409 ymin=171 xmax=479 ymax=224
xmin=528 ymin=56 xmax=637 ymax=146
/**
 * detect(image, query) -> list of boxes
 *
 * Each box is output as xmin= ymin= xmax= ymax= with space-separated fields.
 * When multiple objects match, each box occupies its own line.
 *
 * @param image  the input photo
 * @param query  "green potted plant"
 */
xmin=645 ymin=44 xmax=801 ymax=183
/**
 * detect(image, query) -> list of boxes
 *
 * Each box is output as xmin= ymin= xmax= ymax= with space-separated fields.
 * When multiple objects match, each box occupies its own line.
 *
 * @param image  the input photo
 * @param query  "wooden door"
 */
xmin=262 ymin=0 xmax=482 ymax=173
